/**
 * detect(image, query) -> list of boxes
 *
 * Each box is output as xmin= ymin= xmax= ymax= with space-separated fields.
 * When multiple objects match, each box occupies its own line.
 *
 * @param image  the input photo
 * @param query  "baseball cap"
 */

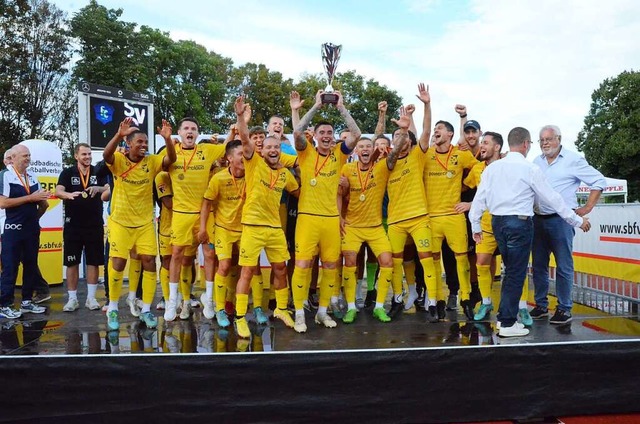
xmin=464 ymin=120 xmax=481 ymax=131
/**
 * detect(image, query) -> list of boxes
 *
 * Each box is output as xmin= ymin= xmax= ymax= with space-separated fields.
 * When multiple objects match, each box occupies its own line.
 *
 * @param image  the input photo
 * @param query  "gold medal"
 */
xmin=178 ymin=173 xmax=185 ymax=180
xmin=359 ymin=193 xmax=366 ymax=202
xmin=310 ymin=178 xmax=317 ymax=186
xmin=446 ymin=171 xmax=454 ymax=179
xmin=81 ymin=191 xmax=88 ymax=199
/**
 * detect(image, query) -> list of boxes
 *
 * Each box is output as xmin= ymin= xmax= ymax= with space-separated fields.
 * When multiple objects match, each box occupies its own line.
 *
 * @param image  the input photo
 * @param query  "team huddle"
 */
xmin=49 ymin=83 xmax=602 ymax=339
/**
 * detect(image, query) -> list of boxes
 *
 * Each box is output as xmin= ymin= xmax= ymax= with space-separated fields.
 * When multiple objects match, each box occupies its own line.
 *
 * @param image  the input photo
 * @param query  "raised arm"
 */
xmin=415 ymin=83 xmax=432 ymax=152
xmin=386 ymin=113 xmax=411 ymax=170
xmin=103 ymin=117 xmax=137 ymax=165
xmin=455 ymin=104 xmax=468 ymax=146
xmin=290 ymin=91 xmax=304 ymax=130
xmin=335 ymin=91 xmax=362 ymax=151
xmin=373 ymin=101 xmax=387 ymax=140
xmin=295 ymin=90 xmax=323 ymax=134
xmin=234 ymin=95 xmax=253 ymax=158
xmin=158 ymin=119 xmax=177 ymax=170
xmin=404 ymin=104 xmax=418 ymax=137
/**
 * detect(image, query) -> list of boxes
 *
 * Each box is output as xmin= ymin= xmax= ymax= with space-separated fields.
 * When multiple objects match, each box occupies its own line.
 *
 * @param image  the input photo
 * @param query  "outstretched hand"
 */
xmin=290 ymin=91 xmax=305 ymax=111
xmin=416 ymin=83 xmax=430 ymax=104
xmin=117 ymin=117 xmax=139 ymax=138
xmin=157 ymin=119 xmax=173 ymax=140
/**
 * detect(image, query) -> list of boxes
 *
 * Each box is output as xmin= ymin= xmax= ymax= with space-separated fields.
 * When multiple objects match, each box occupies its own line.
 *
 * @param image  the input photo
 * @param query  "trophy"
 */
xmin=321 ymin=42 xmax=342 ymax=104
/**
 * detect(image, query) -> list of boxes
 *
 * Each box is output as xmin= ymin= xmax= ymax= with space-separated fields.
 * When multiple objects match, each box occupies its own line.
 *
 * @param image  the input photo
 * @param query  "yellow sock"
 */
xmin=376 ymin=267 xmax=393 ymax=304
xmin=128 ymin=258 xmax=141 ymax=294
xmin=275 ymin=287 xmax=289 ymax=310
xmin=160 ymin=267 xmax=170 ymax=300
xmin=180 ymin=264 xmax=193 ymax=300
xmin=236 ymin=293 xmax=249 ymax=317
xmin=403 ymin=260 xmax=416 ymax=286
xmin=333 ymin=263 xmax=343 ymax=297
xmin=250 ymin=274 xmax=265 ymax=310
xmin=342 ymin=266 xmax=357 ymax=304
xmin=141 ymin=270 xmax=156 ymax=305
xmin=226 ymin=269 xmax=237 ymax=302
xmin=214 ymin=273 xmax=228 ymax=312
xmin=420 ymin=256 xmax=438 ymax=302
xmin=291 ymin=266 xmax=310 ymax=310
xmin=477 ymin=264 xmax=492 ymax=300
xmin=391 ymin=258 xmax=403 ymax=296
xmin=108 ymin=260 xmax=124 ymax=303
xmin=319 ymin=267 xmax=337 ymax=308
xmin=520 ymin=276 xmax=529 ymax=302
xmin=456 ymin=254 xmax=471 ymax=300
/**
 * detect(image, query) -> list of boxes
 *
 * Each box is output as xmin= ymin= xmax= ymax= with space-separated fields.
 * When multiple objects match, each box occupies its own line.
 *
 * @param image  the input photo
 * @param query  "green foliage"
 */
xmin=576 ymin=70 xmax=640 ymax=202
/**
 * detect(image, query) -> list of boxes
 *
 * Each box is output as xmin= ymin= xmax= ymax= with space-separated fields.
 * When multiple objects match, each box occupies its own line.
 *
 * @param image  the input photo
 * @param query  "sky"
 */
xmin=54 ymin=0 xmax=640 ymax=159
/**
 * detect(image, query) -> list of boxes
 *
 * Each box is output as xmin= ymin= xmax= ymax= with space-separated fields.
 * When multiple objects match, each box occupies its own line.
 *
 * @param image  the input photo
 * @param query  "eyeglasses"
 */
xmin=538 ymin=136 xmax=559 ymax=144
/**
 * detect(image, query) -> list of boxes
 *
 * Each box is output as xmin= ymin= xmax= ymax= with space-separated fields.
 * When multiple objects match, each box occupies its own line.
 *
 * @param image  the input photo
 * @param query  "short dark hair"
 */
xmin=314 ymin=121 xmax=334 ymax=132
xmin=249 ymin=126 xmax=266 ymax=136
xmin=483 ymin=131 xmax=504 ymax=149
xmin=393 ymin=129 xmax=417 ymax=146
xmin=177 ymin=117 xmax=199 ymax=131
xmin=74 ymin=143 xmax=91 ymax=154
xmin=126 ymin=130 xmax=147 ymax=142
xmin=507 ymin=127 xmax=530 ymax=147
xmin=374 ymin=134 xmax=391 ymax=144
xmin=225 ymin=139 xmax=242 ymax=157
xmin=435 ymin=120 xmax=455 ymax=134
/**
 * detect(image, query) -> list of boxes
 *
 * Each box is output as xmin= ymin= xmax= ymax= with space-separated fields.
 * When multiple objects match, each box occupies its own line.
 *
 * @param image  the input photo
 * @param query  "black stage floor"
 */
xmin=2 ymin=281 xmax=640 ymax=423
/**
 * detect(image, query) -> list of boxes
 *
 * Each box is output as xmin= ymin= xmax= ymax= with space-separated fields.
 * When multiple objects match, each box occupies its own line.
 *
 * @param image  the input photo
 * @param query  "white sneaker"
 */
xmin=164 ymin=297 xmax=178 ymax=322
xmin=20 ymin=301 xmax=46 ymax=314
xmin=85 ymin=298 xmax=101 ymax=311
xmin=498 ymin=322 xmax=529 ymax=338
xmin=201 ymin=292 xmax=215 ymax=319
xmin=63 ymin=298 xmax=80 ymax=312
xmin=294 ymin=313 xmax=307 ymax=333
xmin=179 ymin=300 xmax=191 ymax=320
xmin=315 ymin=311 xmax=337 ymax=328
xmin=126 ymin=298 xmax=141 ymax=317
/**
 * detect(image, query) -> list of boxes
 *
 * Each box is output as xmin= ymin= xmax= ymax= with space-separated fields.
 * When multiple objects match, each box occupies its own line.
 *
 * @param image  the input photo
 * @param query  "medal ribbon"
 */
xmin=314 ymin=150 xmax=331 ymax=179
xmin=268 ymin=169 xmax=279 ymax=190
xmin=120 ymin=158 xmax=142 ymax=179
xmin=180 ymin=144 xmax=198 ymax=174
xmin=12 ymin=166 xmax=31 ymax=194
xmin=78 ymin=165 xmax=90 ymax=190
xmin=230 ymin=169 xmax=246 ymax=198
xmin=435 ymin=145 xmax=453 ymax=173
xmin=357 ymin=164 xmax=374 ymax=194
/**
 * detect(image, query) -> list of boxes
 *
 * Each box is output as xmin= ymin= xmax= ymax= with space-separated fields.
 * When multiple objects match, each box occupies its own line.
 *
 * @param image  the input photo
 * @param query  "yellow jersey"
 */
xmin=424 ymin=145 xmax=478 ymax=217
xmin=107 ymin=152 xmax=164 ymax=227
xmin=297 ymin=143 xmax=349 ymax=217
xmin=168 ymin=143 xmax=225 ymax=213
xmin=341 ymin=160 xmax=390 ymax=227
xmin=155 ymin=171 xmax=172 ymax=236
xmin=463 ymin=161 xmax=492 ymax=233
xmin=242 ymin=153 xmax=298 ymax=228
xmin=204 ymin=168 xmax=245 ymax=232
xmin=387 ymin=147 xmax=428 ymax=224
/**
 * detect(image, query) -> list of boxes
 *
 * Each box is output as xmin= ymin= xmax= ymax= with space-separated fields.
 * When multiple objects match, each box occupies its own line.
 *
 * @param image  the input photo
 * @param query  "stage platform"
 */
xmin=1 ymin=282 xmax=640 ymax=423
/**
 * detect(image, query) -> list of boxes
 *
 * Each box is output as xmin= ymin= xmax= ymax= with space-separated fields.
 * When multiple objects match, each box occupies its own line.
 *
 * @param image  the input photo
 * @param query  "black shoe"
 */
xmin=415 ymin=294 xmax=426 ymax=312
xmin=436 ymin=300 xmax=446 ymax=321
xmin=363 ymin=289 xmax=377 ymax=310
xmin=461 ymin=299 xmax=474 ymax=321
xmin=549 ymin=309 xmax=572 ymax=324
xmin=469 ymin=285 xmax=482 ymax=308
xmin=307 ymin=291 xmax=319 ymax=310
xmin=427 ymin=305 xmax=439 ymax=323
xmin=268 ymin=298 xmax=277 ymax=312
xmin=388 ymin=299 xmax=404 ymax=318
xmin=446 ymin=294 xmax=458 ymax=311
xmin=529 ymin=305 xmax=549 ymax=320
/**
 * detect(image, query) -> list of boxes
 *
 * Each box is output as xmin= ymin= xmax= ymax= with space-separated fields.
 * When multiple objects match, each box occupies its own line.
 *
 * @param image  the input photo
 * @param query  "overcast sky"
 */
xmin=55 ymin=0 xmax=640 ymax=158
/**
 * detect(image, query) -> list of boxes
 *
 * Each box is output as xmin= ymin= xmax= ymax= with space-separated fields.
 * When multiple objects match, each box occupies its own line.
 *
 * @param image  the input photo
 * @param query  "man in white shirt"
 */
xmin=469 ymin=127 xmax=590 ymax=337
xmin=530 ymin=125 xmax=606 ymax=324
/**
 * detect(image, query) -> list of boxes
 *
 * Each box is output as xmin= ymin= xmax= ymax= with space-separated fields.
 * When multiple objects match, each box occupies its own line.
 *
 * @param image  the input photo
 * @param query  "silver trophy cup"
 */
xmin=321 ymin=43 xmax=342 ymax=104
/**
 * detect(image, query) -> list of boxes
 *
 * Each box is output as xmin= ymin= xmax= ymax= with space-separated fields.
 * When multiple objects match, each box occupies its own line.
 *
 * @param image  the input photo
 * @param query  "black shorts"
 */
xmin=285 ymin=196 xmax=298 ymax=253
xmin=464 ymin=212 xmax=476 ymax=254
xmin=63 ymin=227 xmax=105 ymax=266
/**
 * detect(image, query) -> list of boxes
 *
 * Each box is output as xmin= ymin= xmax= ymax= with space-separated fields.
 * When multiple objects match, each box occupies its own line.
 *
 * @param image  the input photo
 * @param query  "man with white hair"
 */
xmin=0 ymin=145 xmax=50 ymax=318
xmin=530 ymin=125 xmax=606 ymax=324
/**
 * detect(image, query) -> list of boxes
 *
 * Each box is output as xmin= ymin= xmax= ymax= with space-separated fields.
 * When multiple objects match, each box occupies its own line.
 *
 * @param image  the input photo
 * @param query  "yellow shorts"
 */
xmin=295 ymin=214 xmax=341 ymax=262
xmin=107 ymin=218 xmax=157 ymax=258
xmin=238 ymin=225 xmax=289 ymax=266
xmin=388 ymin=215 xmax=433 ymax=254
xmin=342 ymin=225 xmax=392 ymax=257
xmin=171 ymin=211 xmax=200 ymax=248
xmin=476 ymin=231 xmax=499 ymax=255
xmin=158 ymin=232 xmax=172 ymax=257
xmin=214 ymin=226 xmax=242 ymax=260
xmin=431 ymin=214 xmax=468 ymax=254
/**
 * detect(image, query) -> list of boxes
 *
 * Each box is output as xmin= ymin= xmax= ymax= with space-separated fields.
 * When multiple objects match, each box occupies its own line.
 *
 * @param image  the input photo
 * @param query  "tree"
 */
xmin=0 ymin=0 xmax=72 ymax=153
xmin=293 ymin=71 xmax=403 ymax=134
xmin=576 ymin=70 xmax=640 ymax=202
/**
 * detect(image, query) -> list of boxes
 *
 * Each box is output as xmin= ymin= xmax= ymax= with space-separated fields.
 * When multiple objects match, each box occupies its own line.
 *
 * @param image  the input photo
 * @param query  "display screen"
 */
xmin=88 ymin=97 xmax=151 ymax=148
